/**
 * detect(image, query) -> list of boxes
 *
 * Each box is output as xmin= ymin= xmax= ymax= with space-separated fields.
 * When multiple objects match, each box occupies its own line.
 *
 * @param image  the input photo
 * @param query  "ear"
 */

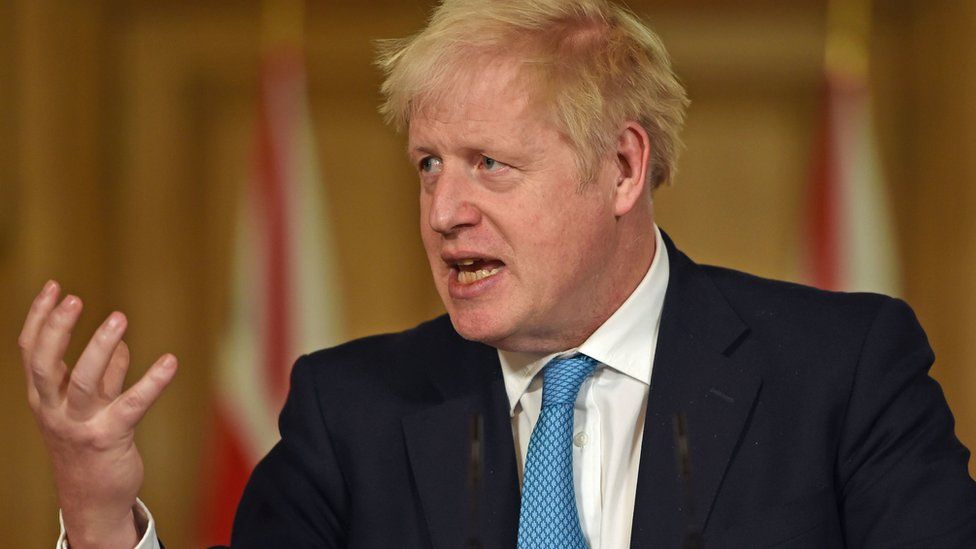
xmin=611 ymin=122 xmax=652 ymax=217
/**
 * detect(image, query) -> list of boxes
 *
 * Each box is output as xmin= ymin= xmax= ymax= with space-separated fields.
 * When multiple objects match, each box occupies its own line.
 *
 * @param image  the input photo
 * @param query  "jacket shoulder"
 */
xmin=289 ymin=314 xmax=497 ymax=408
xmin=700 ymin=264 xmax=907 ymax=334
xmin=293 ymin=314 xmax=464 ymax=389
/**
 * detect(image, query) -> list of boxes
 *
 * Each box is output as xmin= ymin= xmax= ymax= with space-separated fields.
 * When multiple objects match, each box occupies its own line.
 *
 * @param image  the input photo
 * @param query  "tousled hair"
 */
xmin=376 ymin=0 xmax=689 ymax=187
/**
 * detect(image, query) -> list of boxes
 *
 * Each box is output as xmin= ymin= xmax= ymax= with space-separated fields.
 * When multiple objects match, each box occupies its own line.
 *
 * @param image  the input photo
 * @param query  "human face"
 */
xmin=409 ymin=61 xmax=624 ymax=352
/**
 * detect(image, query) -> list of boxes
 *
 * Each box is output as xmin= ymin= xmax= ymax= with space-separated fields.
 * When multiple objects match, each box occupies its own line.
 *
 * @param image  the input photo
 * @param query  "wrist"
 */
xmin=61 ymin=506 xmax=141 ymax=549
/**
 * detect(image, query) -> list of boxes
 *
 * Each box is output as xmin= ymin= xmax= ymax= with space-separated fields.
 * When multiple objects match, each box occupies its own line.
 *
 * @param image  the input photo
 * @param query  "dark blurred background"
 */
xmin=2 ymin=0 xmax=975 ymax=546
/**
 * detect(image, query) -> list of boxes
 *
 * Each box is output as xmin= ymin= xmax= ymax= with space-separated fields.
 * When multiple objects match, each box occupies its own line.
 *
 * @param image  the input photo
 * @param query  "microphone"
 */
xmin=466 ymin=412 xmax=484 ymax=548
xmin=673 ymin=412 xmax=703 ymax=549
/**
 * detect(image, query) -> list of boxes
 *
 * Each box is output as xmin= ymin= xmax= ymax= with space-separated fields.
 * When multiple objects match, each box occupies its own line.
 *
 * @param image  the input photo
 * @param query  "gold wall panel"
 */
xmin=3 ymin=1 xmax=973 ymax=546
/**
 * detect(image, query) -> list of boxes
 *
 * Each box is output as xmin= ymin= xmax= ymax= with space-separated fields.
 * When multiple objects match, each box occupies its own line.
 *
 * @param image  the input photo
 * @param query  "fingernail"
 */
xmin=63 ymin=295 xmax=81 ymax=309
xmin=43 ymin=280 xmax=58 ymax=295
xmin=106 ymin=312 xmax=123 ymax=330
xmin=161 ymin=355 xmax=177 ymax=370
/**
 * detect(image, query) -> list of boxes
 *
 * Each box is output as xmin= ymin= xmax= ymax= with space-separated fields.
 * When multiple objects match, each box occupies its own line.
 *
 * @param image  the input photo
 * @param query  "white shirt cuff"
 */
xmin=56 ymin=498 xmax=160 ymax=549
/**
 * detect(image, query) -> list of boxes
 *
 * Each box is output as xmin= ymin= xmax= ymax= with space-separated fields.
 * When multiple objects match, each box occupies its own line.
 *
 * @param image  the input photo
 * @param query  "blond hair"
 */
xmin=376 ymin=0 xmax=689 ymax=187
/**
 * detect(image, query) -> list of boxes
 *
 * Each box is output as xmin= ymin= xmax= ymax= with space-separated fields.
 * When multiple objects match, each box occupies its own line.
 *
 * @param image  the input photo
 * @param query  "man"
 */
xmin=20 ymin=0 xmax=976 ymax=547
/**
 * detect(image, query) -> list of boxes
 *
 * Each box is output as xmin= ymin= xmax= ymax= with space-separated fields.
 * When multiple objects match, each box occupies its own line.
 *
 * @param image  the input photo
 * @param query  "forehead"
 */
xmin=407 ymin=56 xmax=554 ymax=145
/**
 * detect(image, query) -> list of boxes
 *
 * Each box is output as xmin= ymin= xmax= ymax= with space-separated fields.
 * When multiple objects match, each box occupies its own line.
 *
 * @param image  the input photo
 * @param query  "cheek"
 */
xmin=420 ymin=233 xmax=443 ymax=274
xmin=512 ymin=206 xmax=589 ymax=271
xmin=536 ymin=201 xmax=611 ymax=268
xmin=418 ymin=234 xmax=444 ymax=279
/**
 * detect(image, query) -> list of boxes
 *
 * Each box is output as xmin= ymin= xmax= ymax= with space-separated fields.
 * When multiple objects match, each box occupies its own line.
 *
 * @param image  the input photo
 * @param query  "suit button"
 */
xmin=573 ymin=432 xmax=588 ymax=447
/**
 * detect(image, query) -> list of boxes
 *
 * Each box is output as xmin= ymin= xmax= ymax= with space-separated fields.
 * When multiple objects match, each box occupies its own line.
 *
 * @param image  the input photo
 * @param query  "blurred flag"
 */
xmin=804 ymin=0 xmax=900 ymax=295
xmin=196 ymin=2 xmax=343 ymax=545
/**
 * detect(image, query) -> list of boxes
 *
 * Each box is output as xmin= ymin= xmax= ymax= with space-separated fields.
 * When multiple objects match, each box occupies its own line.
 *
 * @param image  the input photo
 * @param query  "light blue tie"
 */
xmin=517 ymin=353 xmax=598 ymax=549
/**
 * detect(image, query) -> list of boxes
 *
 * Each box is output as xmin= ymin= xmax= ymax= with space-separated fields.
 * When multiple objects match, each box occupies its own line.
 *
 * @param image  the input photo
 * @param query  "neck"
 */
xmin=568 ymin=213 xmax=657 ymax=346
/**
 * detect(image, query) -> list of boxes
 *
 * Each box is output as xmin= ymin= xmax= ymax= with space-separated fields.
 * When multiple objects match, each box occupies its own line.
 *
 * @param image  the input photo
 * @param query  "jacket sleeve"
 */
xmin=230 ymin=355 xmax=349 ymax=548
xmin=837 ymin=297 xmax=976 ymax=547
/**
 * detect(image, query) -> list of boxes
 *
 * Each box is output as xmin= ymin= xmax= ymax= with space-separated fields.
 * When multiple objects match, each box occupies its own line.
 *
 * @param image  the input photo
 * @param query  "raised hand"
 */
xmin=18 ymin=280 xmax=178 ymax=549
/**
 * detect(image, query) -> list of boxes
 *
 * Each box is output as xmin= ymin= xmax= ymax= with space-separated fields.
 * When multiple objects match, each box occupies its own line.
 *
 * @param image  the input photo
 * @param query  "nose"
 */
xmin=426 ymin=168 xmax=481 ymax=236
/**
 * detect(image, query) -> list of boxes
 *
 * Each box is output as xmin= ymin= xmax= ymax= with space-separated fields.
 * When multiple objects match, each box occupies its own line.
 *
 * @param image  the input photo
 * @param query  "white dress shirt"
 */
xmin=57 ymin=499 xmax=158 ymax=549
xmin=499 ymin=226 xmax=669 ymax=549
xmin=59 ymin=227 xmax=668 ymax=549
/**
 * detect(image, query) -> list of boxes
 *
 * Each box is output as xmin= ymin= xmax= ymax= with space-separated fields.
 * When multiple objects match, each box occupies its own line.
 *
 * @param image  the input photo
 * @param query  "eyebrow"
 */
xmin=405 ymin=145 xmax=436 ymax=162
xmin=410 ymin=145 xmax=436 ymax=155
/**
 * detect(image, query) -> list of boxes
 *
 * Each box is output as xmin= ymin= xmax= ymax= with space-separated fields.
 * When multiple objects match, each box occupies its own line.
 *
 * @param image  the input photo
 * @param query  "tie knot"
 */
xmin=541 ymin=353 xmax=597 ymax=407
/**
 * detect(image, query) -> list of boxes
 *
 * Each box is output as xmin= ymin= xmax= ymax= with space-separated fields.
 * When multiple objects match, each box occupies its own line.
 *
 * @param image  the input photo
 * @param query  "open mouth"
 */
xmin=453 ymin=258 xmax=506 ymax=285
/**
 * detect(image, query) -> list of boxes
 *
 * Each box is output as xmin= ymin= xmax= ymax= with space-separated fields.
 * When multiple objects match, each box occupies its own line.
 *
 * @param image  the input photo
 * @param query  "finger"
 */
xmin=30 ymin=294 xmax=83 ymax=405
xmin=18 ymin=280 xmax=61 ymax=357
xmin=102 ymin=340 xmax=130 ymax=399
xmin=67 ymin=312 xmax=128 ymax=415
xmin=18 ymin=281 xmax=61 ymax=392
xmin=111 ymin=354 xmax=178 ymax=429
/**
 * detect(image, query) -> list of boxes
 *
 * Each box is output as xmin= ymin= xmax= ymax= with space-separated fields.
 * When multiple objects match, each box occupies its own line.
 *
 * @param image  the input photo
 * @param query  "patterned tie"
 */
xmin=517 ymin=353 xmax=598 ymax=549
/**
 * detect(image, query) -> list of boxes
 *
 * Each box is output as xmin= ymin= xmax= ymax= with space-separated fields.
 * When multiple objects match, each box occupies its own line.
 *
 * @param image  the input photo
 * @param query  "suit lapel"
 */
xmin=402 ymin=340 xmax=520 ymax=549
xmin=630 ymin=233 xmax=762 ymax=548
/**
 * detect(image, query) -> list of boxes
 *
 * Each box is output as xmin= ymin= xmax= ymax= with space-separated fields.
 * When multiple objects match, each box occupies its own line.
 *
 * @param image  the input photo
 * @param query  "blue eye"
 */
xmin=482 ymin=156 xmax=503 ymax=171
xmin=420 ymin=156 xmax=442 ymax=173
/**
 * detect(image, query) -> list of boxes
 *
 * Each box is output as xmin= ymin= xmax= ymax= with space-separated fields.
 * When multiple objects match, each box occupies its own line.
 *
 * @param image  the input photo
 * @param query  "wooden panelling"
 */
xmin=3 ymin=1 xmax=974 ymax=546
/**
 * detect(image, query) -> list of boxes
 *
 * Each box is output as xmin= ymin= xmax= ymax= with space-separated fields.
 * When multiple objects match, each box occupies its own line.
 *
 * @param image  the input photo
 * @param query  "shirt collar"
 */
xmin=497 ymin=226 xmax=670 ymax=416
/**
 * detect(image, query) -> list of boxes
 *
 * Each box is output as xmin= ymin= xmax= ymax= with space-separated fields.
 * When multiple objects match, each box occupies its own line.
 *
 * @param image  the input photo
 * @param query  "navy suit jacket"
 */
xmin=224 ymin=233 xmax=976 ymax=548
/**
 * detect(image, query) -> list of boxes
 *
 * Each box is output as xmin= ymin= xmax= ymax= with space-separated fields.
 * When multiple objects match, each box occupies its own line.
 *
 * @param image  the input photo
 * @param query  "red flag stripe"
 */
xmin=198 ymin=404 xmax=252 ymax=547
xmin=197 ymin=48 xmax=320 ymax=546
xmin=808 ymin=80 xmax=841 ymax=290
xmin=257 ymin=53 xmax=299 ymax=406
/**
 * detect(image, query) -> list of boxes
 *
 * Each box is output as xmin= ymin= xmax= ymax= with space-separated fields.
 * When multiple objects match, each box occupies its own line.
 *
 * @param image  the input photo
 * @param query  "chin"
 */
xmin=446 ymin=307 xmax=513 ymax=346
xmin=447 ymin=308 xmax=557 ymax=353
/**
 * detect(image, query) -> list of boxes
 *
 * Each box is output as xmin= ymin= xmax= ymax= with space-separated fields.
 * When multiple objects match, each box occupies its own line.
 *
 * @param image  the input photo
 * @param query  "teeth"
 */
xmin=457 ymin=259 xmax=476 ymax=266
xmin=457 ymin=267 xmax=501 ymax=284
